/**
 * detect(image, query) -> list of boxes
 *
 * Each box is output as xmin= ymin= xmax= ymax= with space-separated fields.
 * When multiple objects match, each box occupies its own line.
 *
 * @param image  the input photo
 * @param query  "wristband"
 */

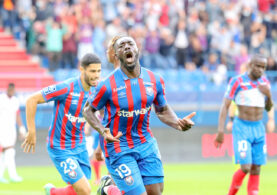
xmin=229 ymin=117 xmax=234 ymax=122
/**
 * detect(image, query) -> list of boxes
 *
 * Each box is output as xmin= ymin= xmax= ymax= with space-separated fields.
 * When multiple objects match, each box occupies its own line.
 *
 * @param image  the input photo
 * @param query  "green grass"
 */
xmin=0 ymin=161 xmax=276 ymax=195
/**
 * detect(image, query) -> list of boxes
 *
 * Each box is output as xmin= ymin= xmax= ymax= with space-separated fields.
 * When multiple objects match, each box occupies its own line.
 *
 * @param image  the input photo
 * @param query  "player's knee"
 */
xmin=250 ymin=165 xmax=261 ymax=175
xmin=76 ymin=185 xmax=91 ymax=195
xmin=241 ymin=165 xmax=251 ymax=174
xmin=74 ymin=183 xmax=91 ymax=195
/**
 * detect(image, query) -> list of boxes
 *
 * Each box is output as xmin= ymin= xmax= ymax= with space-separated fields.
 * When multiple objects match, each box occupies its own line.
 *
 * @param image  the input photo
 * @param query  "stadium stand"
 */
xmin=0 ymin=27 xmax=55 ymax=92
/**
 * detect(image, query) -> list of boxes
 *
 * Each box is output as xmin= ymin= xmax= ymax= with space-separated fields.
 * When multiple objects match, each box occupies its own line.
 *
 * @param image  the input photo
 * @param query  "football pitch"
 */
xmin=0 ymin=161 xmax=276 ymax=195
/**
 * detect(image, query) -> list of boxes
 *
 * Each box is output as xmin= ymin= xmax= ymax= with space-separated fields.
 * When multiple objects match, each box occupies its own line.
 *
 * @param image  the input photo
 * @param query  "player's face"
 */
xmin=7 ymin=86 xmax=15 ymax=97
xmin=114 ymin=37 xmax=139 ymax=71
xmin=83 ymin=63 xmax=101 ymax=87
xmin=249 ymin=60 xmax=267 ymax=79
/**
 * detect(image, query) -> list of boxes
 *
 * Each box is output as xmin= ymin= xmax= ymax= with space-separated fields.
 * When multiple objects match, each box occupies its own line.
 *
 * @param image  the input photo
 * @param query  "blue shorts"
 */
xmin=105 ymin=139 xmax=164 ymax=195
xmin=232 ymin=118 xmax=267 ymax=165
xmin=48 ymin=148 xmax=91 ymax=184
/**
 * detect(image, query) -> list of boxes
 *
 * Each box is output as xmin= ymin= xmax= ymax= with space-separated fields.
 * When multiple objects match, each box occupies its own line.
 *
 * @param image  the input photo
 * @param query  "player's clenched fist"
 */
xmin=177 ymin=112 xmax=196 ymax=131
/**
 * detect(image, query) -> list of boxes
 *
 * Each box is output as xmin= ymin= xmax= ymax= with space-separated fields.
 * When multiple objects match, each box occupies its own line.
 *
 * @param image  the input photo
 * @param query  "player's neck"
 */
xmin=247 ymin=72 xmax=259 ymax=81
xmin=80 ymin=75 xmax=90 ymax=91
xmin=121 ymin=63 xmax=140 ymax=79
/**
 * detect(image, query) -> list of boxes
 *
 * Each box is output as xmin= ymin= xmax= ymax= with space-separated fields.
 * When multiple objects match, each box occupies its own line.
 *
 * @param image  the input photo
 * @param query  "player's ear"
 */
xmin=79 ymin=64 xmax=84 ymax=72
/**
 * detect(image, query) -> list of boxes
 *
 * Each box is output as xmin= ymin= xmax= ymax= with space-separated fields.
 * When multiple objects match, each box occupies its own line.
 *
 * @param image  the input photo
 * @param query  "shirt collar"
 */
xmin=119 ymin=67 xmax=143 ymax=80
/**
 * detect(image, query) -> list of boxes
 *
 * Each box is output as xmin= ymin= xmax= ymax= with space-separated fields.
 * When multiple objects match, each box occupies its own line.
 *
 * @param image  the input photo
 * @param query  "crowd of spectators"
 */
xmin=0 ymin=0 xmax=277 ymax=85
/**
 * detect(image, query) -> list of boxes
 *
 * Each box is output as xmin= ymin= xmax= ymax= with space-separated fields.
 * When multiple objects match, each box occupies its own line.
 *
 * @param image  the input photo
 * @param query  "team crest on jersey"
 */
xmin=43 ymin=85 xmax=56 ymax=94
xmin=68 ymin=170 xmax=77 ymax=179
xmin=124 ymin=176 xmax=134 ymax=186
xmin=240 ymin=151 xmax=246 ymax=159
xmin=146 ymin=86 xmax=153 ymax=96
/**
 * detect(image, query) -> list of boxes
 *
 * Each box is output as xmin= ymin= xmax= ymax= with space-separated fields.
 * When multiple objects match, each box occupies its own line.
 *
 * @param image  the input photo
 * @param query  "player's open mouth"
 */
xmin=125 ymin=52 xmax=133 ymax=59
xmin=125 ymin=51 xmax=135 ymax=63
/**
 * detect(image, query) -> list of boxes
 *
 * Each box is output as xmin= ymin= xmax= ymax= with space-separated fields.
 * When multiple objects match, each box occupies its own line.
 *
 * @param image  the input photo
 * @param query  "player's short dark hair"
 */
xmin=80 ymin=53 xmax=101 ymax=68
xmin=8 ymin=83 xmax=15 ymax=88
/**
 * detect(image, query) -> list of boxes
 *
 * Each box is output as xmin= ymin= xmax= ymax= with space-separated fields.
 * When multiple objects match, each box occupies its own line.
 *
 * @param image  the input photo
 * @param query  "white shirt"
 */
xmin=0 ymin=93 xmax=19 ymax=134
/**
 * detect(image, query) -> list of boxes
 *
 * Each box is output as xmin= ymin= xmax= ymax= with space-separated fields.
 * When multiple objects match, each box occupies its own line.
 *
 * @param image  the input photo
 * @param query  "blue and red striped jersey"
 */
xmin=41 ymin=76 xmax=95 ymax=152
xmin=225 ymin=73 xmax=270 ymax=107
xmin=88 ymin=67 xmax=167 ymax=157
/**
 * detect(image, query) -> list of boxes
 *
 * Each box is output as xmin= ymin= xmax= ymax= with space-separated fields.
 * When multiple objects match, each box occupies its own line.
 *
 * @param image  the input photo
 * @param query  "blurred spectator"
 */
xmin=174 ymin=19 xmax=189 ymax=68
xmin=62 ymin=26 xmax=77 ymax=69
xmin=267 ymin=57 xmax=277 ymax=71
xmin=158 ymin=28 xmax=176 ymax=68
xmin=77 ymin=16 xmax=93 ymax=61
xmin=188 ymin=33 xmax=204 ymax=68
xmin=204 ymin=53 xmax=219 ymax=72
xmin=234 ymin=44 xmax=250 ymax=73
xmin=2 ymin=0 xmax=16 ymax=33
xmin=213 ymin=55 xmax=228 ymax=86
xmin=35 ymin=0 xmax=54 ymax=21
xmin=100 ymin=0 xmax=119 ymax=22
xmin=1 ymin=0 xmax=276 ymax=82
xmin=142 ymin=29 xmax=160 ymax=68
xmin=250 ymin=16 xmax=266 ymax=53
xmin=92 ymin=20 xmax=107 ymax=68
xmin=46 ymin=19 xmax=67 ymax=71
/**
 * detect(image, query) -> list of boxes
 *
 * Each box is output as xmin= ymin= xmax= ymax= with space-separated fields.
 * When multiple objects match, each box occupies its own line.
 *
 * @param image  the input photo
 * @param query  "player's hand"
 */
xmin=214 ymin=131 xmax=224 ymax=148
xmin=258 ymin=83 xmax=271 ymax=98
xmin=267 ymin=119 xmax=275 ymax=133
xmin=103 ymin=128 xmax=123 ymax=143
xmin=226 ymin=121 xmax=233 ymax=132
xmin=93 ymin=146 xmax=104 ymax=161
xmin=21 ymin=131 xmax=36 ymax=153
xmin=177 ymin=112 xmax=196 ymax=131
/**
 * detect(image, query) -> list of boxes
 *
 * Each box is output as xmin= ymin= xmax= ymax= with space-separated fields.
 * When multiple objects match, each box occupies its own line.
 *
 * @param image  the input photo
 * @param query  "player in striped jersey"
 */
xmin=215 ymin=55 xmax=274 ymax=195
xmin=83 ymin=36 xmax=196 ymax=195
xmin=22 ymin=53 xmax=102 ymax=195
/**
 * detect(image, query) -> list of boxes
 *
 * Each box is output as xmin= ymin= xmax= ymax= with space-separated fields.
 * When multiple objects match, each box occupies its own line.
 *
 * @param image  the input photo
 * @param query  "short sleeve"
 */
xmin=41 ymin=82 xmax=69 ymax=102
xmin=88 ymin=81 xmax=110 ymax=110
xmin=154 ymin=76 xmax=167 ymax=107
xmin=224 ymin=77 xmax=239 ymax=100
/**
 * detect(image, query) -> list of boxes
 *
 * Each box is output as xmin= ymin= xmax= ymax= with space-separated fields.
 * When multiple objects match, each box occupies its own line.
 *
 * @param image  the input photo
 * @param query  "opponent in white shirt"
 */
xmin=0 ymin=83 xmax=26 ymax=183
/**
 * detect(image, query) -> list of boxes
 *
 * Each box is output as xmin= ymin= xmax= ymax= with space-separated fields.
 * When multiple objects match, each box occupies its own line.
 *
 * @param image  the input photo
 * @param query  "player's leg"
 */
xmin=105 ymin=154 xmax=147 ymax=195
xmin=5 ymin=147 xmax=22 ymax=182
xmin=247 ymin=127 xmax=266 ymax=195
xmin=46 ymin=151 xmax=91 ymax=195
xmin=0 ymin=148 xmax=8 ymax=183
xmin=228 ymin=119 xmax=252 ymax=195
xmin=139 ymin=139 xmax=164 ymax=195
xmin=247 ymin=164 xmax=261 ymax=195
xmin=145 ymin=183 xmax=164 ymax=195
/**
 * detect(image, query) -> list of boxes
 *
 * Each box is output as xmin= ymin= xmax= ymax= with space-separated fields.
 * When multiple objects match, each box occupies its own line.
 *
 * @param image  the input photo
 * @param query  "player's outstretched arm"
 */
xmin=154 ymin=104 xmax=196 ymax=131
xmin=22 ymin=92 xmax=46 ymax=153
xmin=214 ymin=98 xmax=232 ymax=148
xmin=83 ymin=102 xmax=122 ymax=143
